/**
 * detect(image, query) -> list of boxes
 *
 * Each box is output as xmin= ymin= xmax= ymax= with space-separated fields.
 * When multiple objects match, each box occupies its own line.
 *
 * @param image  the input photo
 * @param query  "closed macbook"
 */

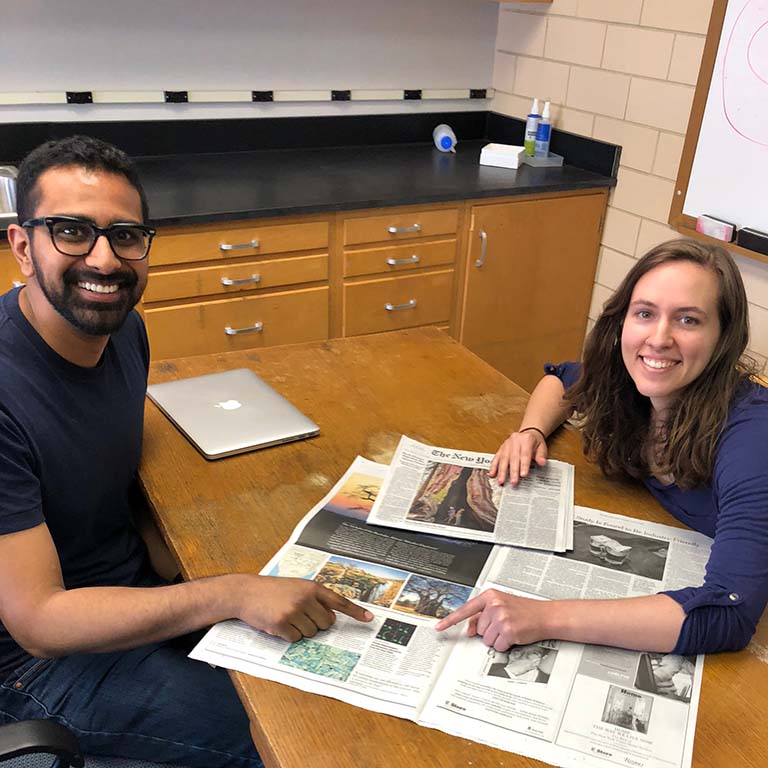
xmin=146 ymin=368 xmax=319 ymax=460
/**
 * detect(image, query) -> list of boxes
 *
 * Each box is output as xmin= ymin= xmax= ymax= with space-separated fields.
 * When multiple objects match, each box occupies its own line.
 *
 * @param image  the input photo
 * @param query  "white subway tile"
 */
xmin=577 ymin=0 xmax=643 ymax=24
xmin=610 ymin=168 xmax=676 ymax=222
xmin=602 ymin=206 xmax=641 ymax=255
xmin=748 ymin=303 xmax=768 ymax=358
xmin=653 ymin=132 xmax=685 ymax=179
xmin=545 ymin=16 xmax=606 ymax=66
xmin=668 ymin=34 xmax=706 ymax=84
xmin=589 ymin=282 xmax=614 ymax=320
xmin=493 ymin=50 xmax=518 ymax=94
xmin=602 ymin=26 xmax=674 ymax=79
xmin=597 ymin=246 xmax=637 ymax=289
xmin=635 ymin=218 xmax=678 ymax=256
xmin=497 ymin=10 xmax=547 ymax=57
xmin=567 ymin=66 xmax=630 ymax=118
xmin=594 ymin=116 xmax=658 ymax=172
xmin=641 ymin=0 xmax=714 ymax=34
xmin=515 ymin=56 xmax=571 ymax=103
xmin=551 ymin=103 xmax=594 ymax=135
xmin=491 ymin=91 xmax=531 ymax=120
xmin=733 ymin=252 xmax=768 ymax=311
xmin=626 ymin=78 xmax=695 ymax=133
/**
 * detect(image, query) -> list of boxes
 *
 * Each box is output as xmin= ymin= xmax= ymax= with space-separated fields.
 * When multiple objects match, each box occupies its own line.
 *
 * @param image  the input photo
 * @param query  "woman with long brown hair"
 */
xmin=437 ymin=239 xmax=768 ymax=654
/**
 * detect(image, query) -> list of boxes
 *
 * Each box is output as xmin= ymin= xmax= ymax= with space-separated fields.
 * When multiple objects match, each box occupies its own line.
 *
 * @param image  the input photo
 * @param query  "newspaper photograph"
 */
xmin=365 ymin=435 xmax=574 ymax=551
xmin=486 ymin=506 xmax=713 ymax=602
xmin=421 ymin=583 xmax=703 ymax=768
xmin=190 ymin=462 xmax=708 ymax=768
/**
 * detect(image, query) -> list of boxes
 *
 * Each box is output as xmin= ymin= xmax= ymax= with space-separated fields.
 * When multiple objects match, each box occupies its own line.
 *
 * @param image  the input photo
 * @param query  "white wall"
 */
xmin=0 ymin=0 xmax=498 ymax=122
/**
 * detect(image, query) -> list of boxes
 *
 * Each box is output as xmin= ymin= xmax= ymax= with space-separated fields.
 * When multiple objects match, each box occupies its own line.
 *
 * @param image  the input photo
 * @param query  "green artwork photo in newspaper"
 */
xmin=279 ymin=639 xmax=361 ymax=682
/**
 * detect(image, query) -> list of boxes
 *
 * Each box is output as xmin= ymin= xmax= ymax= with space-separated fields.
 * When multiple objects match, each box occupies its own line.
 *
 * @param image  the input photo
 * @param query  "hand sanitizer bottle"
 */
xmin=534 ymin=100 xmax=552 ymax=158
xmin=523 ymin=98 xmax=540 ymax=157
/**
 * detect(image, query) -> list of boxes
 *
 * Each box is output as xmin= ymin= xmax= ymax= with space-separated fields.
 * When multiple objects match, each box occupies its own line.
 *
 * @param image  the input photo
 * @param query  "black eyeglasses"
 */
xmin=22 ymin=215 xmax=156 ymax=261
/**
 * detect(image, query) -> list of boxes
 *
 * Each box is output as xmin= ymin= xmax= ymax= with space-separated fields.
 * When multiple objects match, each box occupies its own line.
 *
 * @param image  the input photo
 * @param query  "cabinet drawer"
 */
xmin=344 ymin=270 xmax=453 ymax=336
xmin=151 ymin=220 xmax=329 ymax=267
xmin=144 ymin=253 xmax=328 ymax=303
xmin=343 ymin=239 xmax=455 ymax=278
xmin=144 ymin=286 xmax=329 ymax=359
xmin=0 ymin=247 xmax=24 ymax=290
xmin=343 ymin=209 xmax=459 ymax=246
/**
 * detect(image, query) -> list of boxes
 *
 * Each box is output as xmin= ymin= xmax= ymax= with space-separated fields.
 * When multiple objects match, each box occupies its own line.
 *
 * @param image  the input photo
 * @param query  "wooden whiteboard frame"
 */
xmin=669 ymin=0 xmax=768 ymax=265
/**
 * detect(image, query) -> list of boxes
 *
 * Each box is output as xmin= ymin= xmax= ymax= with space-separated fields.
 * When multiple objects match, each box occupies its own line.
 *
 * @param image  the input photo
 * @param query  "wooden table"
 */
xmin=139 ymin=328 xmax=767 ymax=768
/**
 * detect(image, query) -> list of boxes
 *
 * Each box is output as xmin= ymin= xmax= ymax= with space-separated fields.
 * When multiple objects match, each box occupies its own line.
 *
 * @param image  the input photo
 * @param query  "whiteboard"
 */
xmin=681 ymin=0 xmax=768 ymax=233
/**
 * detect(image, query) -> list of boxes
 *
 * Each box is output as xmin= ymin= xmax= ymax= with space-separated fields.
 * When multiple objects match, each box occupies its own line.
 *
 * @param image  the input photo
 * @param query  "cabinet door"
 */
xmin=460 ymin=194 xmax=605 ymax=393
xmin=0 ymin=246 xmax=24 ymax=291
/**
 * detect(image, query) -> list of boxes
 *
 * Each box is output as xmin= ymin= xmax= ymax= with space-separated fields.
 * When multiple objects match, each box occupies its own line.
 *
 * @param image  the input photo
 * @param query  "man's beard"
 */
xmin=30 ymin=253 xmax=142 ymax=336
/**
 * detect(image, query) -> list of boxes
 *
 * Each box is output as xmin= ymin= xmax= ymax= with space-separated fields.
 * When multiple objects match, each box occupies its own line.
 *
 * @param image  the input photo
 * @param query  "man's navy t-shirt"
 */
xmin=0 ymin=288 xmax=150 ymax=676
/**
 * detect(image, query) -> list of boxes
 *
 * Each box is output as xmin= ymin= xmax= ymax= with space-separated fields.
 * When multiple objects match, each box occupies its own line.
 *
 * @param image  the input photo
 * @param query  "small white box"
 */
xmin=479 ymin=143 xmax=526 ymax=170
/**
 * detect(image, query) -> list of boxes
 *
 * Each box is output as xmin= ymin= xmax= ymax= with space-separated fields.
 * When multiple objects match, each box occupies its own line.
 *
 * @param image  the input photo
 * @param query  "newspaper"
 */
xmin=366 ymin=435 xmax=574 ymax=551
xmin=190 ymin=459 xmax=709 ymax=768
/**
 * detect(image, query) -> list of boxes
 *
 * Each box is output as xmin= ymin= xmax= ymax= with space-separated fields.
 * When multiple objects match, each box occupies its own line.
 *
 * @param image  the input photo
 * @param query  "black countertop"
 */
xmin=137 ymin=140 xmax=615 ymax=227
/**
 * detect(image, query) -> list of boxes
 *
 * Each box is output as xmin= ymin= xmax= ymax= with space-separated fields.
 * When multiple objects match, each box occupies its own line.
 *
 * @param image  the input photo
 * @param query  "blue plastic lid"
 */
xmin=440 ymin=136 xmax=453 ymax=149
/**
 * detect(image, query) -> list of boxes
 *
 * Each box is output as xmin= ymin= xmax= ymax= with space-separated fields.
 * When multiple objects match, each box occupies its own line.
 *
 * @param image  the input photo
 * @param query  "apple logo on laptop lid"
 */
xmin=215 ymin=399 xmax=242 ymax=411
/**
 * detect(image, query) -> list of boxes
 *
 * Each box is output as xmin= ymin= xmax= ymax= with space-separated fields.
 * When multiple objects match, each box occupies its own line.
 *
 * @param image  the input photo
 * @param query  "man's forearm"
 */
xmin=22 ymin=573 xmax=248 ymax=657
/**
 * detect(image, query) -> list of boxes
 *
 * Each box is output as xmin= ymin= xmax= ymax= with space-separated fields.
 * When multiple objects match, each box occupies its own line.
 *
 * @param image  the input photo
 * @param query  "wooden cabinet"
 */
xmin=457 ymin=192 xmax=606 ymax=393
xmin=144 ymin=287 xmax=329 ymax=359
xmin=140 ymin=192 xmax=607 ymax=376
xmin=339 ymin=205 xmax=459 ymax=337
xmin=0 ymin=243 xmax=24 ymax=292
xmin=142 ymin=215 xmax=331 ymax=359
xmin=344 ymin=271 xmax=454 ymax=336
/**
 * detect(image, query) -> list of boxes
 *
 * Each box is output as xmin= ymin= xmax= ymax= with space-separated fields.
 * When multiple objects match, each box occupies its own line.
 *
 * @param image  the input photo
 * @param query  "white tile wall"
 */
xmin=497 ymin=10 xmax=547 ymax=56
xmin=596 ymin=246 xmax=636 ymax=290
xmin=668 ymin=35 xmax=706 ymax=84
xmin=577 ymin=0 xmax=643 ymax=24
xmin=602 ymin=26 xmax=674 ymax=79
xmin=602 ymin=206 xmax=641 ymax=255
xmin=593 ymin=116 xmax=658 ymax=172
xmin=567 ymin=67 xmax=630 ymax=117
xmin=652 ymin=133 xmax=685 ymax=180
xmin=489 ymin=0 xmax=768 ymax=361
xmin=544 ymin=17 xmax=606 ymax=66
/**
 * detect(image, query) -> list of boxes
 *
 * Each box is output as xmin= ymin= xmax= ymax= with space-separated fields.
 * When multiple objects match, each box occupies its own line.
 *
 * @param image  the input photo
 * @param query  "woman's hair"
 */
xmin=567 ymin=238 xmax=757 ymax=489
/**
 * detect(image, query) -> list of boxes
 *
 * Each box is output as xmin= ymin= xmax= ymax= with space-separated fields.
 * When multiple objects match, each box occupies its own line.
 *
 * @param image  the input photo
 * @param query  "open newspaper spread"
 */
xmin=190 ymin=457 xmax=710 ymax=768
xmin=366 ymin=435 xmax=574 ymax=551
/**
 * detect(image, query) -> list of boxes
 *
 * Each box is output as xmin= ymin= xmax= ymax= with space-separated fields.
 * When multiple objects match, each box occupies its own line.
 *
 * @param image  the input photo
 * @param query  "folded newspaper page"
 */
xmin=366 ymin=435 xmax=574 ymax=551
xmin=191 ymin=457 xmax=495 ymax=720
xmin=421 ymin=503 xmax=713 ymax=768
xmin=190 ymin=461 xmax=709 ymax=768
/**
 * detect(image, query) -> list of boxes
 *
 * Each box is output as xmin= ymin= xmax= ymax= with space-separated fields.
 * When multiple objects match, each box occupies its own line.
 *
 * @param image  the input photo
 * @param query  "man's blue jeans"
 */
xmin=0 ymin=631 xmax=262 ymax=767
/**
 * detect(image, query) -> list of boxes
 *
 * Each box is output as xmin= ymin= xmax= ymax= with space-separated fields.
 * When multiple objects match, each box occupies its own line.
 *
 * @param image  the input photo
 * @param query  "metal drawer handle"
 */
xmin=386 ymin=254 xmax=420 ymax=266
xmin=224 ymin=322 xmax=264 ymax=336
xmin=220 ymin=274 xmax=261 ymax=286
xmin=387 ymin=224 xmax=421 ymax=234
xmin=475 ymin=229 xmax=488 ymax=268
xmin=384 ymin=299 xmax=417 ymax=312
xmin=219 ymin=238 xmax=260 ymax=251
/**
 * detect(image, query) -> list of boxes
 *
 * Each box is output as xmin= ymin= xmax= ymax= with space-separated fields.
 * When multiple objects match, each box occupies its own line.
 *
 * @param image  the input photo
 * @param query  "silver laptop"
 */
xmin=146 ymin=368 xmax=319 ymax=460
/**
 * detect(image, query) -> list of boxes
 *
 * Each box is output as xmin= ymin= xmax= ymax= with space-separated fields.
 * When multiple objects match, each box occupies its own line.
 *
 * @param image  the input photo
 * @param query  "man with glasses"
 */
xmin=0 ymin=136 xmax=371 ymax=766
